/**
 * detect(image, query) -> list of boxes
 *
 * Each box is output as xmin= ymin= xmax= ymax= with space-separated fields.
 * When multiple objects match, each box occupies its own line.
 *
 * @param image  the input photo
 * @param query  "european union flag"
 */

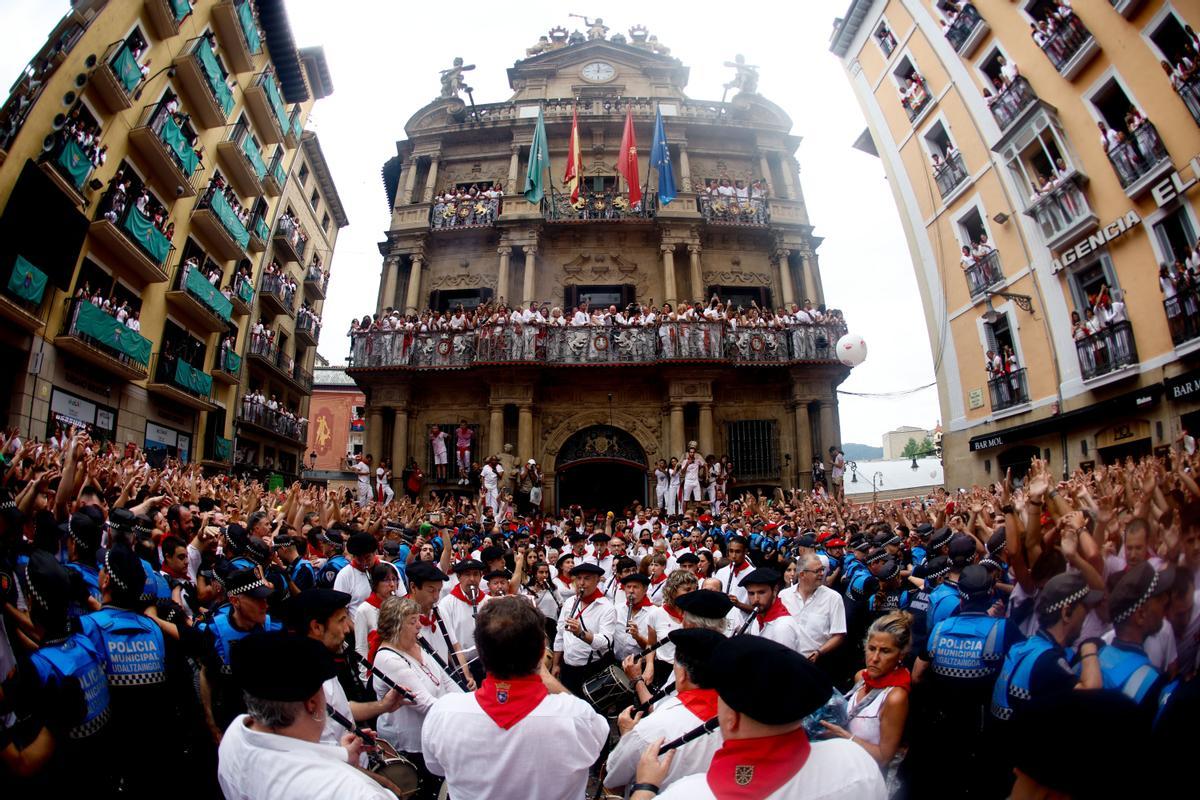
xmin=650 ymin=105 xmax=676 ymax=206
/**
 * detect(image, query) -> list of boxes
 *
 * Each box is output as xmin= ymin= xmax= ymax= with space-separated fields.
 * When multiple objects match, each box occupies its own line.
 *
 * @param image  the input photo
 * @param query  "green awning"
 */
xmin=224 ymin=349 xmax=242 ymax=373
xmin=159 ymin=116 xmax=199 ymax=176
xmin=263 ymin=75 xmax=290 ymax=135
xmin=171 ymin=0 xmax=191 ymax=22
xmin=196 ymin=38 xmax=235 ymax=117
xmin=237 ymin=278 xmax=254 ymax=304
xmin=236 ymin=0 xmax=262 ymax=54
xmin=74 ymin=301 xmax=151 ymax=365
xmin=7 ymin=255 xmax=47 ymax=304
xmin=173 ymin=358 xmax=213 ymax=397
xmin=111 ymin=46 xmax=142 ymax=94
xmin=123 ymin=209 xmax=171 ymax=265
xmin=253 ymin=216 xmax=269 ymax=241
xmin=208 ymin=189 xmax=251 ymax=250
xmin=184 ymin=265 xmax=233 ymax=322
xmin=55 ymin=139 xmax=92 ymax=189
xmin=241 ymin=135 xmax=267 ymax=180
xmin=213 ymin=436 xmax=232 ymax=461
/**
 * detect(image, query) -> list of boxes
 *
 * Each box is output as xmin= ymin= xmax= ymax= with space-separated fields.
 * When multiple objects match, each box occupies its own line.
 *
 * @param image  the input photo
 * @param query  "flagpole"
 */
xmin=642 ymin=102 xmax=653 ymax=216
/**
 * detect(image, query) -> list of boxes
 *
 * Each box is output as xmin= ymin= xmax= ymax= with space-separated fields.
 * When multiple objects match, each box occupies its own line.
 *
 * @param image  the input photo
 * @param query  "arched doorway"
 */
xmin=555 ymin=425 xmax=647 ymax=514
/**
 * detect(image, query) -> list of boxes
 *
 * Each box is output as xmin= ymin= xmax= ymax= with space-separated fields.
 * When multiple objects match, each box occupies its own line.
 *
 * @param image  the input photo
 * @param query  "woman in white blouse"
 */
xmin=372 ymin=597 xmax=462 ymax=784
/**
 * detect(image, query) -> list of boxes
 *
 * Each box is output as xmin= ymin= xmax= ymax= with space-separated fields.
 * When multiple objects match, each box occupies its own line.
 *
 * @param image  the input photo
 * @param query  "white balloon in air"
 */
xmin=836 ymin=334 xmax=868 ymax=367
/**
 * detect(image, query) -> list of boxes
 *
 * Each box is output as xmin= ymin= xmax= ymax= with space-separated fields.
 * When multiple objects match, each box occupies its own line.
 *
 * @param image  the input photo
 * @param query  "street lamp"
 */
xmin=871 ymin=471 xmax=884 ymax=503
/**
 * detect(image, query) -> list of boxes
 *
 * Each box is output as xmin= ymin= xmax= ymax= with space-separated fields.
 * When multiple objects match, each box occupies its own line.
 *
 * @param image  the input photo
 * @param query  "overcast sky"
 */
xmin=0 ymin=0 xmax=941 ymax=449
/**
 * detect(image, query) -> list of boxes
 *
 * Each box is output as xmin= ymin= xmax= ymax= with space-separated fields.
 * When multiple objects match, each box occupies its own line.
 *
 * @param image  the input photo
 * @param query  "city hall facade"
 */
xmin=350 ymin=27 xmax=849 ymax=510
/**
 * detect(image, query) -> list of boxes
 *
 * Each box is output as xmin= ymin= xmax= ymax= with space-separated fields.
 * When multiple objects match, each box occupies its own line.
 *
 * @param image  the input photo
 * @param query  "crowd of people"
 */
xmin=100 ymin=170 xmax=175 ymax=245
xmin=238 ymin=390 xmax=308 ymax=440
xmin=1159 ymin=240 xmax=1200 ymax=341
xmin=203 ymin=175 xmax=255 ymax=232
xmin=2 ymin=421 xmax=1197 ymax=798
xmin=261 ymin=260 xmax=299 ymax=312
xmin=348 ymin=296 xmax=848 ymax=368
xmin=1161 ymin=23 xmax=1200 ymax=123
xmin=1097 ymin=109 xmax=1164 ymax=187
xmin=958 ymin=232 xmax=998 ymax=291
xmin=696 ymin=177 xmax=769 ymax=223
xmin=278 ymin=211 xmax=309 ymax=255
xmin=896 ymin=70 xmax=930 ymax=119
xmin=54 ymin=107 xmax=107 ymax=173
xmin=431 ymin=183 xmax=502 ymax=228
xmin=1028 ymin=1 xmax=1089 ymax=68
xmin=71 ymin=281 xmax=143 ymax=334
xmin=1069 ymin=284 xmax=1132 ymax=376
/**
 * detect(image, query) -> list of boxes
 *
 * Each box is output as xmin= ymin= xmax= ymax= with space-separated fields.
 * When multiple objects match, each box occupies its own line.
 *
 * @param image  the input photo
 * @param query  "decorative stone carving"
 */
xmin=543 ymin=410 xmax=659 ymax=461
xmin=702 ymin=270 xmax=770 ymax=286
xmin=430 ymin=273 xmax=498 ymax=289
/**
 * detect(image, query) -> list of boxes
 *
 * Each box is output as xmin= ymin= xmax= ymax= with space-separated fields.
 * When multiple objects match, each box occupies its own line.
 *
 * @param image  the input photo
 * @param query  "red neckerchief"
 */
xmin=367 ymin=631 xmax=381 ymax=663
xmin=757 ymin=598 xmax=790 ymax=627
xmin=650 ymin=572 xmax=668 ymax=585
xmin=418 ymin=612 xmax=437 ymax=632
xmin=578 ymin=589 xmax=603 ymax=610
xmin=556 ymin=573 xmax=572 ymax=588
xmin=664 ymin=605 xmax=684 ymax=622
xmin=475 ymin=673 xmax=548 ymax=730
xmin=450 ymin=583 xmax=478 ymax=606
xmin=731 ymin=560 xmax=750 ymax=575
xmin=863 ymin=665 xmax=912 ymax=691
xmin=630 ymin=596 xmax=653 ymax=611
xmin=707 ymin=728 xmax=812 ymax=800
xmin=677 ymin=688 xmax=719 ymax=721
xmin=366 ymin=593 xmax=385 ymax=609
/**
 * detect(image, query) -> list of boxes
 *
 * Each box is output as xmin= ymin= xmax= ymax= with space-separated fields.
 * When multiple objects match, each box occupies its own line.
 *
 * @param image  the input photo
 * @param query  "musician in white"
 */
xmin=740 ymin=568 xmax=802 ymax=653
xmin=551 ymin=562 xmax=618 ymax=696
xmin=585 ymin=532 xmax=614 ymax=580
xmin=436 ymin=559 xmax=485 ymax=682
xmin=406 ymin=562 xmax=474 ymax=690
xmin=605 ymin=629 xmax=726 ymax=794
xmin=613 ymin=573 xmax=660 ymax=661
xmin=603 ymin=556 xmax=638 ymax=602
xmin=372 ymin=597 xmax=462 ymax=760
xmin=713 ymin=535 xmax=755 ymax=620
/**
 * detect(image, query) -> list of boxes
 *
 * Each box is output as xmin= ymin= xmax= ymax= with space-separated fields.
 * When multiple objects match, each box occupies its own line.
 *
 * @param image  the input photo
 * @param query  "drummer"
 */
xmin=626 ymin=589 xmax=732 ymax=707
xmin=605 ymin=629 xmax=726 ymax=794
xmin=552 ymin=562 xmax=617 ymax=696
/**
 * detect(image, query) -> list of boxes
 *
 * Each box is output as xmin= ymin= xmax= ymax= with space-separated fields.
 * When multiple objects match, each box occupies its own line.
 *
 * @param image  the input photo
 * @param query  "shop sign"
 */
xmin=968 ymin=388 xmax=984 ymax=410
xmin=1151 ymin=156 xmax=1200 ymax=209
xmin=1051 ymin=211 xmax=1141 ymax=273
xmin=1096 ymin=419 xmax=1150 ymax=450
xmin=1166 ymin=368 xmax=1200 ymax=402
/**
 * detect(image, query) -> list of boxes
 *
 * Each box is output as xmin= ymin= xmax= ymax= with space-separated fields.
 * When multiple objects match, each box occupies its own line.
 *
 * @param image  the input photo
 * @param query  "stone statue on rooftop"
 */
xmin=439 ymin=56 xmax=475 ymax=98
xmin=628 ymin=25 xmax=650 ymax=45
xmin=723 ymin=54 xmax=759 ymax=96
xmin=526 ymin=35 xmax=551 ymax=57
xmin=569 ymin=15 xmax=609 ymax=40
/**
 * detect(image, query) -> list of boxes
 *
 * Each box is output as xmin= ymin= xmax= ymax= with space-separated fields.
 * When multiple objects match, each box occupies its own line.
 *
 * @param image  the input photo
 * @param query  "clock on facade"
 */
xmin=580 ymin=61 xmax=616 ymax=82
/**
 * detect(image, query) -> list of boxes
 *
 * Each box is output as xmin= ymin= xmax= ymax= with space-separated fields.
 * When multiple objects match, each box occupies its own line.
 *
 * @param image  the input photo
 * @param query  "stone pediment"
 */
xmin=404 ymin=97 xmax=469 ymax=137
xmin=513 ymin=38 xmax=681 ymax=73
xmin=508 ymin=38 xmax=689 ymax=97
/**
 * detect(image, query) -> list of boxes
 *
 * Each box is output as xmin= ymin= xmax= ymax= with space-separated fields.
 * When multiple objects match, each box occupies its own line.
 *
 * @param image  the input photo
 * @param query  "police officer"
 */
xmin=909 ymin=522 xmax=933 ymax=567
xmin=867 ymin=558 xmax=910 ymax=617
xmin=61 ymin=511 xmax=102 ymax=617
xmin=1097 ymin=562 xmax=1174 ymax=718
xmin=991 ymin=572 xmax=1103 ymax=726
xmin=317 ymin=529 xmax=350 ymax=588
xmin=275 ymin=534 xmax=316 ymax=594
xmin=908 ymin=565 xmax=1020 ymax=798
xmin=925 ymin=533 xmax=977 ymax=632
xmin=906 ymin=556 xmax=950 ymax=663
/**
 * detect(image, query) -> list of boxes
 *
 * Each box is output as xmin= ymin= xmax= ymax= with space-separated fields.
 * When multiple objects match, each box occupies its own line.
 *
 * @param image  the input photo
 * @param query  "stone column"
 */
xmin=402 ymin=158 xmax=418 ymax=204
xmin=775 ymin=249 xmax=794 ymax=307
xmin=698 ymin=402 xmax=714 ymax=456
xmin=758 ymin=152 xmax=773 ymax=185
xmin=518 ymin=404 xmax=533 ymax=463
xmin=808 ymin=251 xmax=825 ymax=306
xmin=404 ymin=255 xmax=424 ymax=315
xmin=780 ymin=155 xmax=798 ymax=200
xmin=422 ymin=156 xmax=439 ymax=203
xmin=818 ymin=399 xmax=837 ymax=460
xmin=677 ymin=143 xmax=692 ymax=192
xmin=661 ymin=245 xmax=677 ymax=308
xmin=794 ymin=253 xmax=809 ymax=303
xmin=391 ymin=407 xmax=408 ymax=476
xmin=521 ymin=245 xmax=537 ymax=306
xmin=507 ymin=144 xmax=521 ymax=191
xmin=793 ymin=401 xmax=813 ymax=490
xmin=669 ymin=403 xmax=684 ymax=457
xmin=687 ymin=244 xmax=703 ymax=304
xmin=496 ymin=246 xmax=512 ymax=304
xmin=366 ymin=407 xmax=384 ymax=464
xmin=380 ymin=258 xmax=398 ymax=313
xmin=488 ymin=403 xmax=504 ymax=460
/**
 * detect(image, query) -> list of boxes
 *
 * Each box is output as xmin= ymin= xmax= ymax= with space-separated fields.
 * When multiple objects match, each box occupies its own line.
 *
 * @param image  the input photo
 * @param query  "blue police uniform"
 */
xmin=228 ymin=556 xmax=257 ymax=572
xmin=198 ymin=612 xmax=282 ymax=730
xmin=926 ymin=579 xmax=961 ymax=633
xmin=141 ymin=559 xmax=172 ymax=601
xmin=65 ymin=561 xmax=101 ymax=617
xmin=317 ymin=554 xmax=349 ymax=588
xmin=868 ymin=588 xmax=911 ymax=614
xmin=286 ymin=557 xmax=317 ymax=592
xmin=910 ymin=545 xmax=928 ymax=567
xmin=31 ymin=633 xmax=112 ymax=739
xmin=1095 ymin=640 xmax=1163 ymax=707
xmin=990 ymin=629 xmax=1073 ymax=721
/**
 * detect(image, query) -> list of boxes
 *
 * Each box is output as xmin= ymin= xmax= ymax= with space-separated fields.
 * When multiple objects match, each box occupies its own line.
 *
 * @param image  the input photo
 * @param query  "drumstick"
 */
xmin=660 ymin=715 xmax=720 ymax=753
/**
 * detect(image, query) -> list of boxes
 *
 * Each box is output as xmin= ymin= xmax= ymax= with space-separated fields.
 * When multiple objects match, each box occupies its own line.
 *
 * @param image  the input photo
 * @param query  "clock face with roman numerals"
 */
xmin=581 ymin=62 xmax=616 ymax=83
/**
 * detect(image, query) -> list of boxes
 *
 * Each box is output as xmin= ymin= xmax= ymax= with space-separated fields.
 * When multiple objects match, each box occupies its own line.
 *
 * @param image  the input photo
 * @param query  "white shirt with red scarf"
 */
xmin=423 ymin=674 xmax=607 ymax=800
xmin=753 ymin=599 xmax=802 ymax=653
xmin=613 ymin=596 xmax=658 ymax=661
xmin=657 ymin=731 xmax=885 ymax=800
xmin=606 ymin=688 xmax=722 ymax=790
xmin=646 ymin=572 xmax=670 ymax=606
xmin=418 ymin=605 xmax=461 ymax=673
xmin=553 ymin=590 xmax=617 ymax=667
xmin=436 ymin=583 xmax=482 ymax=661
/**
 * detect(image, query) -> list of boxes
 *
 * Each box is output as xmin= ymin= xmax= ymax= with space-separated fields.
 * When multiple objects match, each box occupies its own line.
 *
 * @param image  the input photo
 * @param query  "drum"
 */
xmin=370 ymin=741 xmax=421 ymax=799
xmin=583 ymin=664 xmax=635 ymax=717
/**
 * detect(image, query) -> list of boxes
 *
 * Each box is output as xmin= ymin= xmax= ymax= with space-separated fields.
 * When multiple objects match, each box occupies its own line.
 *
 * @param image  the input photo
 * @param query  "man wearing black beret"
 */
xmin=552 ymin=561 xmax=617 ymax=695
xmin=437 ymin=558 xmax=486 ymax=683
xmin=632 ymin=636 xmax=885 ymax=799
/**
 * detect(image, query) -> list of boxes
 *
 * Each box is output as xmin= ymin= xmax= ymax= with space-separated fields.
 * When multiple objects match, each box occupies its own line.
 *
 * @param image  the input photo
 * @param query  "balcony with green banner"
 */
xmin=173 ymin=358 xmax=213 ymax=398
xmin=184 ymin=264 xmax=233 ymax=323
xmin=213 ymin=346 xmax=242 ymax=384
xmin=211 ymin=436 xmax=232 ymax=463
xmin=52 ymin=138 xmax=93 ymax=191
xmin=241 ymin=136 xmax=267 ymax=180
xmin=236 ymin=277 xmax=255 ymax=307
xmin=248 ymin=214 xmax=269 ymax=252
xmin=236 ymin=0 xmax=261 ymax=54
xmin=196 ymin=38 xmax=235 ymax=118
xmin=193 ymin=186 xmax=251 ymax=259
xmin=292 ymin=111 xmax=304 ymax=139
xmin=111 ymin=46 xmax=143 ymax=94
xmin=160 ymin=116 xmax=200 ymax=177
xmin=149 ymin=352 xmax=217 ymax=410
xmin=171 ymin=0 xmax=191 ymax=22
xmin=263 ymin=76 xmax=290 ymax=137
xmin=57 ymin=298 xmax=152 ymax=379
xmin=122 ymin=208 xmax=172 ymax=266
xmin=1 ymin=255 xmax=49 ymax=330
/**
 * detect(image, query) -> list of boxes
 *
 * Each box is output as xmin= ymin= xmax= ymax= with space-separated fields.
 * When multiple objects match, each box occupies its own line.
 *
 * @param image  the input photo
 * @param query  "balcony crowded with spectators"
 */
xmin=980 ymin=54 xmax=1036 ymax=131
xmin=348 ymin=293 xmax=848 ymax=368
xmin=297 ymin=301 xmax=322 ymax=339
xmin=239 ymin=387 xmax=307 ymax=441
xmin=697 ymin=177 xmax=769 ymax=224
xmin=432 ymin=182 xmax=502 ymax=228
xmin=260 ymin=258 xmax=298 ymax=311
xmin=1159 ymin=244 xmax=1200 ymax=345
xmin=277 ymin=208 xmax=309 ymax=254
xmin=1156 ymin=18 xmax=1200 ymax=127
xmin=1071 ymin=285 xmax=1136 ymax=380
xmin=1028 ymin=0 xmax=1092 ymax=73
xmin=43 ymin=104 xmax=107 ymax=190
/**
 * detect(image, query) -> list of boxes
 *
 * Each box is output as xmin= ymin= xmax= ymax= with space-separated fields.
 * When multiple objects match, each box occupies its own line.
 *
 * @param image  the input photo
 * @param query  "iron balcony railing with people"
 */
xmin=987 ymin=76 xmax=1038 ymax=131
xmin=1104 ymin=121 xmax=1170 ymax=189
xmin=988 ymin=367 xmax=1028 ymax=412
xmin=542 ymin=191 xmax=656 ymax=222
xmin=1164 ymin=289 xmax=1200 ymax=347
xmin=698 ymin=194 xmax=768 ymax=226
xmin=1026 ymin=174 xmax=1091 ymax=245
xmin=945 ymin=4 xmax=984 ymax=53
xmin=260 ymin=272 xmax=296 ymax=315
xmin=1037 ymin=13 xmax=1093 ymax=74
xmin=964 ymin=249 xmax=1003 ymax=297
xmin=431 ymin=195 xmax=500 ymax=229
xmin=901 ymin=75 xmax=932 ymax=122
xmin=348 ymin=319 xmax=847 ymax=370
xmin=1075 ymin=320 xmax=1138 ymax=381
xmin=237 ymin=401 xmax=307 ymax=443
xmin=934 ymin=152 xmax=968 ymax=199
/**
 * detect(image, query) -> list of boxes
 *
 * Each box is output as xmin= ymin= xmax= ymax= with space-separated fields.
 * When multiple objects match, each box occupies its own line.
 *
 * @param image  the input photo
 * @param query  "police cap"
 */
xmin=1036 ymin=572 xmax=1103 ymax=618
xmin=24 ymin=550 xmax=71 ymax=613
xmin=956 ymin=564 xmax=992 ymax=599
xmin=948 ymin=533 xmax=978 ymax=561
xmin=226 ymin=568 xmax=273 ymax=599
xmin=928 ymin=528 xmax=954 ymax=551
xmin=878 ymin=558 xmax=901 ymax=582
xmin=674 ymin=589 xmax=733 ymax=620
xmin=244 ymin=537 xmax=271 ymax=566
xmin=233 ymin=633 xmax=336 ymax=702
xmin=1109 ymin=562 xmax=1174 ymax=624
xmin=62 ymin=511 xmax=101 ymax=551
xmin=797 ymin=533 xmax=819 ymax=549
xmin=707 ymin=636 xmax=832 ymax=725
xmin=920 ymin=555 xmax=951 ymax=581
xmin=102 ymin=544 xmax=147 ymax=599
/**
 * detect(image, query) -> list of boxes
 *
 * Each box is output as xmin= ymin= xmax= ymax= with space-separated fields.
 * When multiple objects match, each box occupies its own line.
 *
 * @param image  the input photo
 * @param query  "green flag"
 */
xmin=523 ymin=106 xmax=550 ymax=204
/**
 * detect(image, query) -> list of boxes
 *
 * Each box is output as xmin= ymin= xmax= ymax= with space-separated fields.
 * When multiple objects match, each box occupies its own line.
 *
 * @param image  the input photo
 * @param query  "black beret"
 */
xmin=707 ymin=636 xmax=832 ymax=724
xmin=619 ymin=572 xmax=650 ymax=586
xmin=569 ymin=562 xmax=605 ymax=577
xmin=480 ymin=545 xmax=505 ymax=563
xmin=929 ymin=528 xmax=954 ymax=551
xmin=1110 ymin=562 xmax=1174 ymax=624
xmin=590 ymin=532 xmax=611 ymax=544
xmin=674 ymin=589 xmax=733 ymax=620
xmin=614 ymin=556 xmax=638 ymax=572
xmin=452 ymin=559 xmax=485 ymax=574
xmin=226 ymin=568 xmax=273 ymax=599
xmin=287 ymin=589 xmax=350 ymax=629
xmin=567 ymin=532 xmax=587 ymax=544
xmin=548 ymin=537 xmax=564 ymax=550
xmin=346 ymin=532 xmax=377 ymax=557
xmin=668 ymin=628 xmax=725 ymax=686
xmin=483 ymin=569 xmax=512 ymax=581
xmin=407 ymin=562 xmax=450 ymax=584
xmin=675 ymin=552 xmax=700 ymax=566
xmin=957 ymin=564 xmax=992 ymax=599
xmin=233 ymin=633 xmax=336 ymax=701
xmin=739 ymin=567 xmax=782 ymax=588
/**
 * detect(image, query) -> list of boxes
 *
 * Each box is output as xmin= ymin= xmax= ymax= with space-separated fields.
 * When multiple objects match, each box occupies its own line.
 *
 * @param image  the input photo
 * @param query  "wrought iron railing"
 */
xmin=348 ymin=321 xmax=846 ymax=370
xmin=934 ymin=152 xmax=968 ymax=198
xmin=1075 ymin=321 xmax=1137 ymax=380
xmin=1164 ymin=290 xmax=1200 ymax=346
xmin=698 ymin=195 xmax=768 ymax=226
xmin=945 ymin=4 xmax=984 ymax=53
xmin=238 ymin=403 xmax=307 ymax=442
xmin=542 ymin=191 xmax=655 ymax=222
xmin=1026 ymin=175 xmax=1091 ymax=244
xmin=260 ymin=273 xmax=296 ymax=315
xmin=988 ymin=77 xmax=1037 ymax=131
xmin=297 ymin=311 xmax=321 ymax=341
xmin=58 ymin=298 xmax=152 ymax=373
xmin=150 ymin=351 xmax=213 ymax=401
xmin=431 ymin=196 xmax=499 ymax=229
xmin=1172 ymin=72 xmax=1200 ymax=129
xmin=964 ymin=250 xmax=1003 ymax=297
xmin=988 ymin=367 xmax=1028 ymax=411
xmin=276 ymin=215 xmax=308 ymax=259
xmin=1104 ymin=122 xmax=1169 ymax=188
xmin=1037 ymin=14 xmax=1093 ymax=73
xmin=901 ymin=75 xmax=932 ymax=122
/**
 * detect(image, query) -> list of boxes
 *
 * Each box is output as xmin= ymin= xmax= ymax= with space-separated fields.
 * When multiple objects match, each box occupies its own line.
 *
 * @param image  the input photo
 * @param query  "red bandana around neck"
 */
xmin=475 ymin=673 xmax=548 ymax=730
xmin=578 ymin=588 xmax=603 ymax=609
xmin=677 ymin=688 xmax=719 ymax=721
xmin=664 ymin=605 xmax=684 ymax=622
xmin=419 ymin=613 xmax=437 ymax=632
xmin=367 ymin=631 xmax=381 ymax=663
xmin=630 ymin=595 xmax=653 ymax=611
xmin=650 ymin=572 xmax=668 ymax=585
xmin=707 ymin=728 xmax=812 ymax=800
xmin=757 ymin=598 xmax=790 ymax=627
xmin=450 ymin=584 xmax=478 ymax=606
xmin=863 ymin=665 xmax=912 ymax=692
xmin=366 ymin=593 xmax=385 ymax=609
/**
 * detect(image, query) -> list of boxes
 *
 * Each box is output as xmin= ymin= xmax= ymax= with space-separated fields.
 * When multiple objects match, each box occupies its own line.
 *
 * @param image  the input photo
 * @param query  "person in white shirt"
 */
xmin=480 ymin=455 xmax=502 ymax=514
xmin=713 ymin=535 xmax=755 ymax=620
xmin=679 ymin=444 xmax=705 ymax=511
xmin=552 ymin=562 xmax=618 ymax=696
xmin=613 ymin=573 xmax=660 ymax=661
xmin=372 ymin=596 xmax=462 ymax=788
xmin=586 ymin=532 xmax=615 ymax=580
xmin=218 ymin=634 xmax=394 ymax=800
xmin=352 ymin=454 xmax=371 ymax=507
xmin=334 ymin=533 xmax=404 ymax=624
xmin=423 ymin=597 xmax=608 ymax=800
xmin=604 ymin=628 xmax=726 ymax=794
xmin=631 ymin=636 xmax=886 ymax=800
xmin=781 ymin=554 xmax=847 ymax=661
xmin=740 ymin=568 xmax=801 ymax=652
xmin=435 ymin=559 xmax=485 ymax=684
xmin=352 ymin=563 xmax=400 ymax=678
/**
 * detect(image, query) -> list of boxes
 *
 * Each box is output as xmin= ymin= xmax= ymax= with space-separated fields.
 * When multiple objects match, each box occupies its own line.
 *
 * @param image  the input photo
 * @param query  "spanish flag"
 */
xmin=618 ymin=106 xmax=641 ymax=206
xmin=564 ymin=103 xmax=583 ymax=202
